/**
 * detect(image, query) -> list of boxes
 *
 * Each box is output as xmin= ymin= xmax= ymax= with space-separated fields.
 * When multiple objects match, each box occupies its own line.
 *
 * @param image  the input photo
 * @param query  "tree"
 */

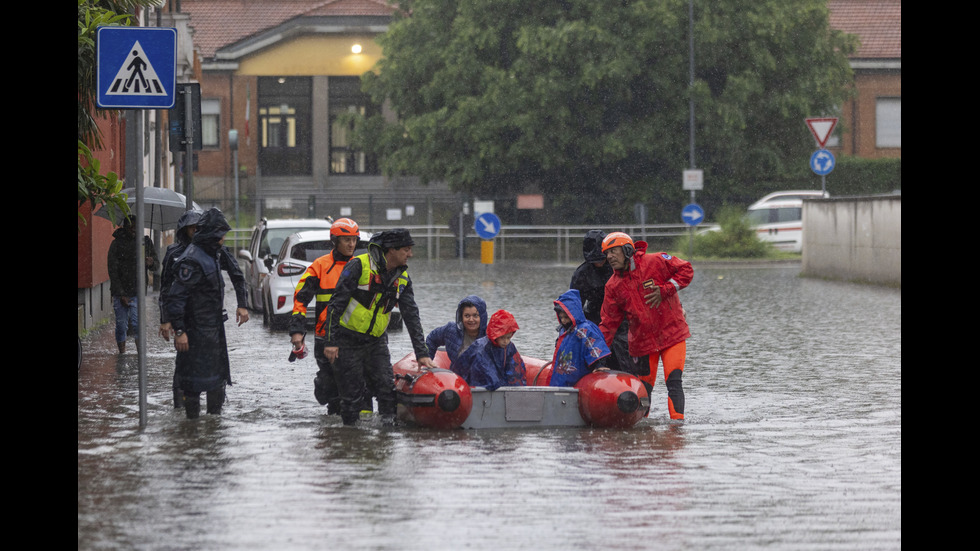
xmin=78 ymin=0 xmax=158 ymax=225
xmin=352 ymin=0 xmax=856 ymax=223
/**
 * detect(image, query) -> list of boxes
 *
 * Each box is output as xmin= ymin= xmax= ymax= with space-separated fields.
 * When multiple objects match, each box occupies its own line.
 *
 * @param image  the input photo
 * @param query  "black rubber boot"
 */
xmin=184 ymin=392 xmax=201 ymax=419
xmin=313 ymin=375 xmax=330 ymax=406
xmin=206 ymin=388 xmax=226 ymax=415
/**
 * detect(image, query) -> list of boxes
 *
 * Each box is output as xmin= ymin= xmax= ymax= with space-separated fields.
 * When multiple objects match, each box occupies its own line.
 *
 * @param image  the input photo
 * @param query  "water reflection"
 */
xmin=79 ymin=260 xmax=900 ymax=550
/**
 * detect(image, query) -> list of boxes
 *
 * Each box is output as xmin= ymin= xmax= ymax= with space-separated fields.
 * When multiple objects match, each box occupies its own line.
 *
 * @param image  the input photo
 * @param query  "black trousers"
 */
xmin=313 ymin=337 xmax=341 ymax=413
xmin=332 ymin=336 xmax=395 ymax=425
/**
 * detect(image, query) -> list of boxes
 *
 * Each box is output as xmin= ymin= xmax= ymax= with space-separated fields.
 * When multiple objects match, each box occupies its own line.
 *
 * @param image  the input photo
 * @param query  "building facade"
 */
xmin=77 ymin=3 xmax=197 ymax=333
xmin=828 ymin=0 xmax=901 ymax=159
xmin=180 ymin=0 xmax=458 ymax=226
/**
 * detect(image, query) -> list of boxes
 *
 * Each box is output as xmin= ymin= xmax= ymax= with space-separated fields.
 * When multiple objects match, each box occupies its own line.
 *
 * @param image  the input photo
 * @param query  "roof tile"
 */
xmin=828 ymin=0 xmax=901 ymax=59
xmin=179 ymin=0 xmax=395 ymax=59
xmin=181 ymin=0 xmax=900 ymax=62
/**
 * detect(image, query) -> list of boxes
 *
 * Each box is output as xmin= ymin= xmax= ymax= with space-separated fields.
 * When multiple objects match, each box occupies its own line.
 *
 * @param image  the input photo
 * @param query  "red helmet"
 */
xmin=601 ymin=232 xmax=634 ymax=256
xmin=330 ymin=218 xmax=359 ymax=237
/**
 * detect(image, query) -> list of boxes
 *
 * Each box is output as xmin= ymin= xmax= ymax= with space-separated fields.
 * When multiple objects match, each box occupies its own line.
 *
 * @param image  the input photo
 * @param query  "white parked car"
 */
xmin=261 ymin=229 xmax=373 ymax=330
xmin=237 ymin=218 xmax=333 ymax=312
xmin=745 ymin=190 xmax=828 ymax=252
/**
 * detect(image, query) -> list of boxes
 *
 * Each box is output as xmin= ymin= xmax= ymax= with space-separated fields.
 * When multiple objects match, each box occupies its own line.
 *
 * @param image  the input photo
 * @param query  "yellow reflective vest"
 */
xmin=338 ymin=253 xmax=408 ymax=338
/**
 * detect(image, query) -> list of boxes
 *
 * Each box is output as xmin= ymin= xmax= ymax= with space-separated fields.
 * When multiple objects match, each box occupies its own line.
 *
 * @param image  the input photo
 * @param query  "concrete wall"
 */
xmin=802 ymin=195 xmax=901 ymax=286
xmin=78 ymin=280 xmax=113 ymax=336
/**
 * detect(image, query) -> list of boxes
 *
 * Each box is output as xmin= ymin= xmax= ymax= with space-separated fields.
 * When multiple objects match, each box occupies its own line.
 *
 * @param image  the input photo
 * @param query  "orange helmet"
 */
xmin=601 ymin=232 xmax=635 ymax=256
xmin=330 ymin=218 xmax=359 ymax=237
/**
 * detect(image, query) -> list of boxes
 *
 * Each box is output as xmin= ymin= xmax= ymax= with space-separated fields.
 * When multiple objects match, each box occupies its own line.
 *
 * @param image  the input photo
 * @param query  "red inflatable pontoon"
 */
xmin=393 ymin=352 xmax=473 ymax=429
xmin=393 ymin=351 xmax=649 ymax=430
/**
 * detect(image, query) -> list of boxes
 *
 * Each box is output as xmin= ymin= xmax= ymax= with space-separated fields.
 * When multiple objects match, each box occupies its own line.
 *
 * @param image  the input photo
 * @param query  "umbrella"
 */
xmin=95 ymin=187 xmax=202 ymax=231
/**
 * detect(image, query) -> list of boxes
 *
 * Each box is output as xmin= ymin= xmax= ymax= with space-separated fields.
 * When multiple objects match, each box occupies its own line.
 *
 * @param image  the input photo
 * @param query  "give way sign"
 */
xmin=805 ymin=117 xmax=838 ymax=148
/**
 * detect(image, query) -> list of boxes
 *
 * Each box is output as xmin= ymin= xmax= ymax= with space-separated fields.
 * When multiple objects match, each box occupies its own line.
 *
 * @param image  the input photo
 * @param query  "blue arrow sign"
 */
xmin=474 ymin=212 xmax=501 ymax=239
xmin=682 ymin=203 xmax=704 ymax=226
xmin=809 ymin=149 xmax=836 ymax=176
xmin=97 ymin=26 xmax=177 ymax=109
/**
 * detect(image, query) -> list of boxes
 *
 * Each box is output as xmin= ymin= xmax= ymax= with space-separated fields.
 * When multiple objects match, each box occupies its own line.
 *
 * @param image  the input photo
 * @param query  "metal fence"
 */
xmin=224 ymin=228 xmax=253 ymax=253
xmin=226 ymin=224 xmax=692 ymax=263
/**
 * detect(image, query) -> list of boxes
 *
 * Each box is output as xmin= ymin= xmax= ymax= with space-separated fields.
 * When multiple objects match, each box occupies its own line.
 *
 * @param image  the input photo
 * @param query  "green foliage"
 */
xmin=78 ymin=0 xmax=135 ymax=149
xmin=680 ymin=205 xmax=771 ymax=258
xmin=78 ymin=140 xmax=128 ymax=226
xmin=822 ymin=157 xmax=901 ymax=196
xmin=78 ymin=1 xmax=158 ymax=227
xmin=352 ymin=0 xmax=857 ymax=224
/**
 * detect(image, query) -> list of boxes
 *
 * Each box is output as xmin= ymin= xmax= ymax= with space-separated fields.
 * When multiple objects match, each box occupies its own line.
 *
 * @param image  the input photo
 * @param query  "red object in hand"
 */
xmin=288 ymin=343 xmax=307 ymax=362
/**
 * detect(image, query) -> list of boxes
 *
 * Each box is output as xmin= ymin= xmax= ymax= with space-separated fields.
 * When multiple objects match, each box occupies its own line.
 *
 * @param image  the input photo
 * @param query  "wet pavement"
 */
xmin=78 ymin=259 xmax=901 ymax=550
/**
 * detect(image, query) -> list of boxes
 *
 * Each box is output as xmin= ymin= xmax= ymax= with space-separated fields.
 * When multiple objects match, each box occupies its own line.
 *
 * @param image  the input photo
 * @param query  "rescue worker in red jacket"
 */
xmin=288 ymin=218 xmax=361 ymax=414
xmin=599 ymin=232 xmax=693 ymax=421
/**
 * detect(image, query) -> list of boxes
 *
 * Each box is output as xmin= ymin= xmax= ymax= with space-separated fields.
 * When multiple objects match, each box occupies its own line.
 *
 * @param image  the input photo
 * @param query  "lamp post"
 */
xmin=687 ymin=0 xmax=697 ymax=258
xmin=229 ymin=129 xmax=239 ymax=224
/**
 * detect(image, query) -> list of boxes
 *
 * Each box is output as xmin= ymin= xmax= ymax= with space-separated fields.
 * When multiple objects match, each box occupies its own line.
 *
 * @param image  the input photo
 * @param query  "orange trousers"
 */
xmin=638 ymin=341 xmax=685 ymax=420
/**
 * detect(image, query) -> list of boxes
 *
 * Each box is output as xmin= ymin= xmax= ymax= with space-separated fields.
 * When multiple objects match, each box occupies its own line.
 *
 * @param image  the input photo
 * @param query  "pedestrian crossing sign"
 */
xmin=96 ymin=26 xmax=177 ymax=109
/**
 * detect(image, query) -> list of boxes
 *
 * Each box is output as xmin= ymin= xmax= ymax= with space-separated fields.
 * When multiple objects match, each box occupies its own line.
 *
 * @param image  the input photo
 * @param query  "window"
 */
xmin=876 ymin=98 xmax=901 ymax=148
xmin=260 ymin=105 xmax=297 ymax=148
xmin=329 ymin=77 xmax=379 ymax=175
xmin=746 ymin=207 xmax=802 ymax=225
xmin=291 ymin=240 xmax=334 ymax=262
xmin=257 ymin=77 xmax=312 ymax=176
xmin=201 ymin=99 xmax=220 ymax=148
xmin=825 ymin=124 xmax=840 ymax=148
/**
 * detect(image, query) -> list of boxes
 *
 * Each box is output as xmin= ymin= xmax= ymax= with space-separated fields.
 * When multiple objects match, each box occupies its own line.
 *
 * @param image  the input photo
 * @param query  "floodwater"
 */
xmin=78 ymin=260 xmax=901 ymax=550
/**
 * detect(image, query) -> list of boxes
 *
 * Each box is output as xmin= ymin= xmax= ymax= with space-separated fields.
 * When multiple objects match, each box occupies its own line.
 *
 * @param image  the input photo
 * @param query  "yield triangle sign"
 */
xmin=806 ymin=117 xmax=838 ymax=148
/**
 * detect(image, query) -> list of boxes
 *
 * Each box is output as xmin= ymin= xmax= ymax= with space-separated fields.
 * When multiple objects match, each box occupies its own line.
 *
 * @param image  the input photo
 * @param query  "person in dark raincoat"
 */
xmin=159 ymin=209 xmax=249 ymax=408
xmin=569 ymin=229 xmax=635 ymax=374
xmin=549 ymin=289 xmax=611 ymax=387
xmin=165 ymin=208 xmax=250 ymax=419
xmin=425 ymin=295 xmax=488 ymax=369
xmin=452 ymin=310 xmax=527 ymax=391
xmin=106 ymin=215 xmax=159 ymax=354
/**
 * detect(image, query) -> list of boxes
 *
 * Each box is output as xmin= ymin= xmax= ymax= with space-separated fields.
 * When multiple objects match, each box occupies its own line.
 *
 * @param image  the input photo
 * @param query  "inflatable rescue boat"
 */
xmin=393 ymin=350 xmax=649 ymax=430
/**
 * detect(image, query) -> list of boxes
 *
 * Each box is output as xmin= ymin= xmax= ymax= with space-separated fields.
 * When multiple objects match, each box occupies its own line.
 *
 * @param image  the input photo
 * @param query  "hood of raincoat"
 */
xmin=456 ymin=295 xmax=488 ymax=336
xmin=191 ymin=208 xmax=231 ymax=254
xmin=112 ymin=225 xmax=136 ymax=241
xmin=175 ymin=209 xmax=203 ymax=245
xmin=554 ymin=289 xmax=587 ymax=330
xmin=371 ymin=228 xmax=415 ymax=251
xmin=582 ymin=230 xmax=607 ymax=263
xmin=486 ymin=310 xmax=519 ymax=344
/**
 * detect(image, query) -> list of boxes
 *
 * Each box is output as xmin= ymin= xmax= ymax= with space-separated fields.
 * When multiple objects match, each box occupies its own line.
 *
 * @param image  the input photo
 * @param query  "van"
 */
xmin=745 ymin=190 xmax=828 ymax=253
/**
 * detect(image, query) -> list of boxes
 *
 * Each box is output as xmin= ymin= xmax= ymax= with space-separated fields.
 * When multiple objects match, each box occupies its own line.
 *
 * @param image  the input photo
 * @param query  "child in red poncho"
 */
xmin=452 ymin=309 xmax=527 ymax=390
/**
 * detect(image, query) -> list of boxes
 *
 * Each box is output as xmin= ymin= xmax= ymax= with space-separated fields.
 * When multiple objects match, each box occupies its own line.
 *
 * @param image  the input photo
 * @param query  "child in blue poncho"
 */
xmin=549 ymin=289 xmax=611 ymax=387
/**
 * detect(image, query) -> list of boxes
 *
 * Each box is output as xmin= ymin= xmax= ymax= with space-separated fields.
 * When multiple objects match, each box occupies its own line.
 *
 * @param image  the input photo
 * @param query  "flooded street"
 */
xmin=78 ymin=259 xmax=901 ymax=550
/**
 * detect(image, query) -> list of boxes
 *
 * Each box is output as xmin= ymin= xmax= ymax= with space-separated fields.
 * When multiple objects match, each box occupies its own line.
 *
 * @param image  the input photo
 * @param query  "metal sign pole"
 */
xmin=134 ymin=111 xmax=148 ymax=429
xmin=184 ymin=87 xmax=194 ymax=209
xmin=689 ymin=190 xmax=695 ymax=259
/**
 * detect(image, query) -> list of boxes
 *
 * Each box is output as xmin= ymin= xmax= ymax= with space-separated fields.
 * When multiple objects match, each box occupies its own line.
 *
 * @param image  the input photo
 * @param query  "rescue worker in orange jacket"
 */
xmin=288 ymin=218 xmax=361 ymax=413
xmin=599 ymin=232 xmax=693 ymax=421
